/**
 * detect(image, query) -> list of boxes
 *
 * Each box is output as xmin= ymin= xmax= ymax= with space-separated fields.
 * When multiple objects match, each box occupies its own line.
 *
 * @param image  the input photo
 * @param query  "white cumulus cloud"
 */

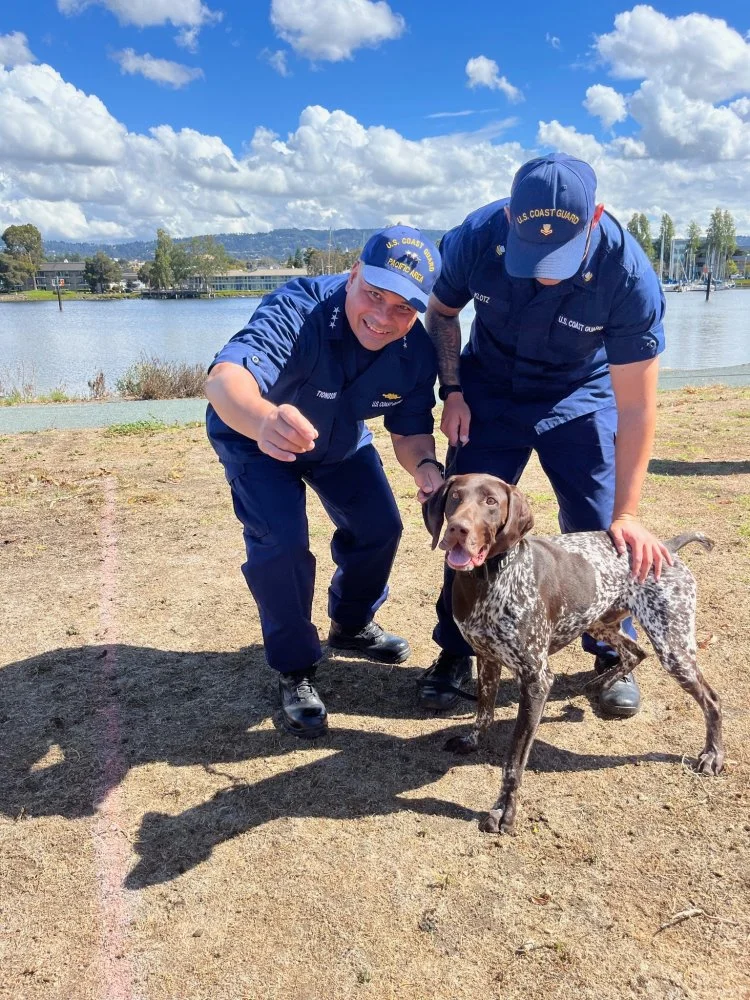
xmin=1 ymin=58 xmax=748 ymax=244
xmin=58 ymin=0 xmax=221 ymax=47
xmin=0 ymin=31 xmax=36 ymax=67
xmin=595 ymin=5 xmax=750 ymax=102
xmin=584 ymin=84 xmax=628 ymax=128
xmin=112 ymin=49 xmax=204 ymax=88
xmin=591 ymin=5 xmax=750 ymax=162
xmin=0 ymin=63 xmax=126 ymax=166
xmin=58 ymin=0 xmax=219 ymax=28
xmin=270 ymin=0 xmax=405 ymax=61
xmin=466 ymin=56 xmax=523 ymax=103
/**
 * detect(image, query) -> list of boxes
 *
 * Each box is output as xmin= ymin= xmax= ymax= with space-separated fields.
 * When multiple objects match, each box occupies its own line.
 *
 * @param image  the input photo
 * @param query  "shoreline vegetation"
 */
xmin=0 ymin=356 xmax=206 ymax=406
xmin=3 ymin=281 xmax=750 ymax=307
xmin=0 ymin=288 xmax=268 ymax=303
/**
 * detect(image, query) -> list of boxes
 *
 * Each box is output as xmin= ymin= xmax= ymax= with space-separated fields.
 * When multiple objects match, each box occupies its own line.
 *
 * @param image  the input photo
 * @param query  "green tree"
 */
xmin=83 ymin=251 xmax=122 ymax=293
xmin=0 ymin=252 xmax=29 ymax=290
xmin=151 ymin=228 xmax=174 ymax=290
xmin=657 ymin=214 xmax=675 ymax=279
xmin=627 ymin=213 xmax=656 ymax=263
xmin=685 ymin=221 xmax=702 ymax=281
xmin=721 ymin=210 xmax=737 ymax=259
xmin=188 ymin=235 xmax=233 ymax=291
xmin=2 ymin=223 xmax=43 ymax=290
xmin=170 ymin=243 xmax=194 ymax=287
xmin=304 ymin=245 xmax=362 ymax=276
xmin=705 ymin=207 xmax=737 ymax=277
xmin=137 ymin=261 xmax=154 ymax=287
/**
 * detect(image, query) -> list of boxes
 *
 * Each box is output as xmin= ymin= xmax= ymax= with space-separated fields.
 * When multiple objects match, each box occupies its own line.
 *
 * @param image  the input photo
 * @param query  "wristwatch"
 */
xmin=438 ymin=384 xmax=463 ymax=401
xmin=417 ymin=457 xmax=446 ymax=477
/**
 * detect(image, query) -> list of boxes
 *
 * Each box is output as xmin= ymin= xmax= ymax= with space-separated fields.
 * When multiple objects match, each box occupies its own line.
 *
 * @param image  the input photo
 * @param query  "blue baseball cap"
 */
xmin=360 ymin=225 xmax=441 ymax=313
xmin=505 ymin=153 xmax=597 ymax=280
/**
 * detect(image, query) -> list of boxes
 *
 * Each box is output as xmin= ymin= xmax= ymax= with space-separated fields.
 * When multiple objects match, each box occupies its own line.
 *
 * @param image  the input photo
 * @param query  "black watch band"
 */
xmin=417 ymin=457 xmax=446 ymax=477
xmin=438 ymin=384 xmax=463 ymax=401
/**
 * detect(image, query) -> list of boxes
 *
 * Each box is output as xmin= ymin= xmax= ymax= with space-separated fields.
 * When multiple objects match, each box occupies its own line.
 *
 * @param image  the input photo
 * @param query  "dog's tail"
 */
xmin=664 ymin=532 xmax=714 ymax=555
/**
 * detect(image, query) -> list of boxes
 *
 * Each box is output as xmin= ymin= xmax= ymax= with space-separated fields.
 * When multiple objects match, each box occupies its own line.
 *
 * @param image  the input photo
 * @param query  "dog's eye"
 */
xmin=451 ymin=491 xmax=460 ymax=500
xmin=485 ymin=496 xmax=497 ymax=505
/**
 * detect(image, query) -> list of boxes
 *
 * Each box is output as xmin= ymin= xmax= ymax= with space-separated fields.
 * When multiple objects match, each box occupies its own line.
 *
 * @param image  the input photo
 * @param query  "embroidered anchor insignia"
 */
xmin=540 ymin=224 xmax=553 ymax=237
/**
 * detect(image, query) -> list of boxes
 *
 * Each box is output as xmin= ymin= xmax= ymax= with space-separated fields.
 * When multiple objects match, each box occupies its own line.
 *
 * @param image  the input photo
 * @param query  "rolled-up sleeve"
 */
xmin=604 ymin=265 xmax=666 ymax=366
xmin=432 ymin=222 xmax=475 ymax=311
xmin=207 ymin=285 xmax=309 ymax=392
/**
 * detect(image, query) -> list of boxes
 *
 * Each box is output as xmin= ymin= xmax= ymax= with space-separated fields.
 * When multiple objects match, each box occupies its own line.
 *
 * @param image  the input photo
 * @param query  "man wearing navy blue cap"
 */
xmin=422 ymin=152 xmax=670 ymax=717
xmin=205 ymin=225 xmax=444 ymax=738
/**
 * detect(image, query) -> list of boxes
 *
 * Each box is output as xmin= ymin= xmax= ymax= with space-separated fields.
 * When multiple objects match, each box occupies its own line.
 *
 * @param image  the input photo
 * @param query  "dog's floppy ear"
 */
xmin=422 ymin=477 xmax=454 ymax=550
xmin=495 ymin=483 xmax=534 ymax=552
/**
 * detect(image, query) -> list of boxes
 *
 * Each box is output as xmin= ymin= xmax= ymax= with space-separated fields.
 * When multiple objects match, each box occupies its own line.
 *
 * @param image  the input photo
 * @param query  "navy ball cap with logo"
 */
xmin=505 ymin=153 xmax=597 ymax=280
xmin=360 ymin=225 xmax=442 ymax=313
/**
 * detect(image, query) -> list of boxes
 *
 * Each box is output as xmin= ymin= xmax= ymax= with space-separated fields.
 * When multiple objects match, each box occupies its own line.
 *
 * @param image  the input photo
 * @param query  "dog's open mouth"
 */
xmin=443 ymin=541 xmax=490 ymax=571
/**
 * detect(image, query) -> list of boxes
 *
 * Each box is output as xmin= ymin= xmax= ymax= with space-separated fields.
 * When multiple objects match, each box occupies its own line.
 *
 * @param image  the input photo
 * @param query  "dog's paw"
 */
xmin=696 ymin=748 xmax=724 ymax=776
xmin=444 ymin=734 xmax=478 ymax=755
xmin=479 ymin=809 xmax=515 ymax=835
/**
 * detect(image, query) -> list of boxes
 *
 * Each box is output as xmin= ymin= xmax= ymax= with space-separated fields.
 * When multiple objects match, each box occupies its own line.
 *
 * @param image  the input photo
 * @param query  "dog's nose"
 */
xmin=446 ymin=520 xmax=470 ymax=540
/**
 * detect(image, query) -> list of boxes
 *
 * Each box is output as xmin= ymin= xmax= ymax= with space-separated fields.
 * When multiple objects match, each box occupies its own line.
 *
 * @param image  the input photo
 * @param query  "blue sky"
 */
xmin=0 ymin=0 xmax=748 ymax=240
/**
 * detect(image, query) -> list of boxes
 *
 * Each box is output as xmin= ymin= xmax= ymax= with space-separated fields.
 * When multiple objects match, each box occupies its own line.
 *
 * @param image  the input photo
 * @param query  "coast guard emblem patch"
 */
xmin=540 ymin=223 xmax=553 ymax=237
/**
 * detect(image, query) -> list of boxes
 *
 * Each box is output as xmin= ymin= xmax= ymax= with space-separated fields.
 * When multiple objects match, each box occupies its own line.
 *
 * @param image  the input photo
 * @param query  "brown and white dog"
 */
xmin=423 ymin=473 xmax=724 ymax=834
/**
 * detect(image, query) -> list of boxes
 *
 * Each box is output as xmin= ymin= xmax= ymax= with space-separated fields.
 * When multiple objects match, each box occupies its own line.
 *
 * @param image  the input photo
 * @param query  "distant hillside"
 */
xmin=42 ymin=228 xmax=750 ymax=263
xmin=44 ymin=227 xmax=446 ymax=263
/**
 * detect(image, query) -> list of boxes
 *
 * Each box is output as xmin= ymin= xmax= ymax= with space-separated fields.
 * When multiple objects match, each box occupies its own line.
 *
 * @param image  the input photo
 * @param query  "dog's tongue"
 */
xmin=446 ymin=543 xmax=473 ymax=569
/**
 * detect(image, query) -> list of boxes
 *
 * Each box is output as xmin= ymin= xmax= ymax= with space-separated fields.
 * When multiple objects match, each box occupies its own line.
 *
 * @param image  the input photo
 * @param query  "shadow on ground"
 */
xmin=0 ymin=644 xmax=680 ymax=887
xmin=649 ymin=458 xmax=750 ymax=476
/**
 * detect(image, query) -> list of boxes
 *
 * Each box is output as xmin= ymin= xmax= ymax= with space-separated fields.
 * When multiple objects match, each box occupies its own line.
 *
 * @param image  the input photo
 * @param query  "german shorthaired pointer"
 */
xmin=423 ymin=473 xmax=724 ymax=835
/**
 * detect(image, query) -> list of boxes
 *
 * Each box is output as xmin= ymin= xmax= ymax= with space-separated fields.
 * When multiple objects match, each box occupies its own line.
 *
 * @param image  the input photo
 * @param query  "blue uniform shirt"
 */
xmin=206 ymin=275 xmax=437 ymax=472
xmin=433 ymin=201 xmax=666 ymax=433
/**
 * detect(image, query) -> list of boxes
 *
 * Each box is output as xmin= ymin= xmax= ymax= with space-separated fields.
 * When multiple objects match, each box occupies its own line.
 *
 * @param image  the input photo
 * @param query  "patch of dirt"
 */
xmin=1 ymin=386 xmax=749 ymax=1000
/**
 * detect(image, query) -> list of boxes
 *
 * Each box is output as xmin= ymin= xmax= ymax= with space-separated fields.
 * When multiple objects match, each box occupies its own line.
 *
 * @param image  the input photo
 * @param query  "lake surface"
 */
xmin=1 ymin=290 xmax=748 ymax=397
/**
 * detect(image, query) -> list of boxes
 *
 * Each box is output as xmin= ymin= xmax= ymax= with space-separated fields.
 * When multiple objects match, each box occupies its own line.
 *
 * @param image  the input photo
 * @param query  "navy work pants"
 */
xmin=434 ymin=405 xmax=636 ymax=659
xmin=226 ymin=444 xmax=402 ymax=673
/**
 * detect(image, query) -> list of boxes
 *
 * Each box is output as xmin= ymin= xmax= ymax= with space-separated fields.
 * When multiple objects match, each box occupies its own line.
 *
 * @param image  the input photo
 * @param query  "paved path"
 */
xmin=1 ymin=364 xmax=749 ymax=433
xmin=0 ymin=398 xmax=206 ymax=433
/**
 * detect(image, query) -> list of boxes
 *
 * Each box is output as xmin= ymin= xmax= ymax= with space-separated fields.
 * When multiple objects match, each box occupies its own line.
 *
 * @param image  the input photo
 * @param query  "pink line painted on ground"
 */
xmin=92 ymin=475 xmax=134 ymax=1000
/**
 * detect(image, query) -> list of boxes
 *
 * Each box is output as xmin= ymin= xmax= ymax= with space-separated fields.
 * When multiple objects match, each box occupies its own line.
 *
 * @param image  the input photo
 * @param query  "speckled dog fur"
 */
xmin=423 ymin=473 xmax=724 ymax=835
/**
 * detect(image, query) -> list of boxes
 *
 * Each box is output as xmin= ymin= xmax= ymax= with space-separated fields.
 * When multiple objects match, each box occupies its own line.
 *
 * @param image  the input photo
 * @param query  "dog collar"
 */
xmin=473 ymin=546 xmax=519 ymax=580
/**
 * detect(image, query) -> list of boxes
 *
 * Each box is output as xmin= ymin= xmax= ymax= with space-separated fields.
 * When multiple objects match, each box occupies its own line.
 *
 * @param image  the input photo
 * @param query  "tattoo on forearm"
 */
xmin=426 ymin=308 xmax=462 ymax=384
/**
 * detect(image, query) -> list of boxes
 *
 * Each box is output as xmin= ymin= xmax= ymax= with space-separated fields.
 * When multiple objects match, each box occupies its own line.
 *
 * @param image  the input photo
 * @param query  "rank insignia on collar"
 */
xmin=583 ymin=271 xmax=593 ymax=282
xmin=540 ymin=223 xmax=553 ymax=236
xmin=382 ymin=393 xmax=401 ymax=400
xmin=495 ymin=244 xmax=505 ymax=256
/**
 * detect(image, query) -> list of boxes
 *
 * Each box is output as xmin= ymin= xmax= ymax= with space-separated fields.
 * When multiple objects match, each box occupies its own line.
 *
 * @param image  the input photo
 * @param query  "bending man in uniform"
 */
xmin=205 ymin=226 xmax=444 ymax=739
xmin=420 ymin=152 xmax=671 ymax=718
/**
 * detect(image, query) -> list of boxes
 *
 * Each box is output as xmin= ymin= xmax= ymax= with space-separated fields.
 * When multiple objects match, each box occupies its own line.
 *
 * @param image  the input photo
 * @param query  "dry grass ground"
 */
xmin=1 ymin=386 xmax=749 ymax=1000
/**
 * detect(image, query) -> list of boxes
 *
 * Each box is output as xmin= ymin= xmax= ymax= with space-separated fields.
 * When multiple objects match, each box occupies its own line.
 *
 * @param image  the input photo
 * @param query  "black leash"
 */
xmin=443 ymin=438 xmax=462 ymax=479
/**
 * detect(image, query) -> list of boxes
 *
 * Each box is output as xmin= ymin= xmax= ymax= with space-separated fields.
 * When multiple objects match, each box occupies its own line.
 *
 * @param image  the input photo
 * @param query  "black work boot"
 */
xmin=595 ymin=655 xmax=641 ymax=718
xmin=328 ymin=621 xmax=411 ymax=664
xmin=278 ymin=670 xmax=328 ymax=739
xmin=417 ymin=651 xmax=473 ymax=711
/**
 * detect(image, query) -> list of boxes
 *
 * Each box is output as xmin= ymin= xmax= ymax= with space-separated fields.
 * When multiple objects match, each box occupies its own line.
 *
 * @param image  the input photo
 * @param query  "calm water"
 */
xmin=1 ymin=290 xmax=748 ymax=396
